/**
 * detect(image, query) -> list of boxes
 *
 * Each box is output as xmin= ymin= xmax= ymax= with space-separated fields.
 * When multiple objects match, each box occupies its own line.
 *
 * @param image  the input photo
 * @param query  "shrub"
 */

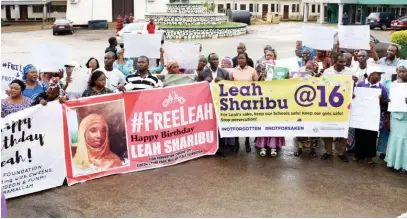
xmin=391 ymin=30 xmax=407 ymax=45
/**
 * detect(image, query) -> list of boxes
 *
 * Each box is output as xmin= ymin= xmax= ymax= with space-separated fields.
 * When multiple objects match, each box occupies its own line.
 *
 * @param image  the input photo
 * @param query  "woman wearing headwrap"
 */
xmin=72 ymin=114 xmax=123 ymax=174
xmin=166 ymin=61 xmax=182 ymax=74
xmin=185 ymin=55 xmax=208 ymax=75
xmin=221 ymin=57 xmax=233 ymax=68
xmin=22 ymin=64 xmax=48 ymax=100
xmin=32 ymin=77 xmax=67 ymax=106
xmin=299 ymin=47 xmax=319 ymax=74
xmin=385 ymin=61 xmax=407 ymax=172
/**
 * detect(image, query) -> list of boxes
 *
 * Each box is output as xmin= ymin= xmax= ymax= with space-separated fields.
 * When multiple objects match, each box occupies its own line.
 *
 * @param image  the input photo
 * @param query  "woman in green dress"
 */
xmin=385 ymin=61 xmax=407 ymax=172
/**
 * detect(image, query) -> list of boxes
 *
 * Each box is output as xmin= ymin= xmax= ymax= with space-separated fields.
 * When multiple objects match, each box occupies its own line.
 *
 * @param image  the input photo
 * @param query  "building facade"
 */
xmin=302 ymin=0 xmax=407 ymax=25
xmin=1 ymin=0 xmax=67 ymax=21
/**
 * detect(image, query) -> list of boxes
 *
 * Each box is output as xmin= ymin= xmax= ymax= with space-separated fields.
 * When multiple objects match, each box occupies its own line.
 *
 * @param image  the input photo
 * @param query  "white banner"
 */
xmin=1 ymin=101 xmax=66 ymax=199
xmin=1 ymin=61 xmax=23 ymax=98
xmin=163 ymin=42 xmax=200 ymax=69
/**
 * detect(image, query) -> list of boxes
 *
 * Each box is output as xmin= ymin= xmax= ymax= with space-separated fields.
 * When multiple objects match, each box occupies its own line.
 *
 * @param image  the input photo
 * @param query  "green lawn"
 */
xmin=160 ymin=22 xmax=246 ymax=29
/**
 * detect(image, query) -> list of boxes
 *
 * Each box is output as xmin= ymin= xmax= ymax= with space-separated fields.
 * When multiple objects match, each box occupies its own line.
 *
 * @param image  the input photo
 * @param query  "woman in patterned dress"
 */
xmin=1 ymin=79 xmax=33 ymax=117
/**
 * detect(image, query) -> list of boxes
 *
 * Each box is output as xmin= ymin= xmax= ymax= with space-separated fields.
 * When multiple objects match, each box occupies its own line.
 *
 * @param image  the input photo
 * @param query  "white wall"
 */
xmin=67 ymin=0 xmax=112 ymax=25
xmin=134 ymin=0 xmax=169 ymax=20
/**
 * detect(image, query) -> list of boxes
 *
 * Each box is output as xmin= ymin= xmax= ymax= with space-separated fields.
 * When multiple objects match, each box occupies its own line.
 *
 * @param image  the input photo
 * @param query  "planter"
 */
xmin=401 ymin=45 xmax=407 ymax=59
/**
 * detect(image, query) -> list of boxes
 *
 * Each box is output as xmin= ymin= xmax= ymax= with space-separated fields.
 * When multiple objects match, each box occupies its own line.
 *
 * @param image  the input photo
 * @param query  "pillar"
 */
xmin=303 ymin=3 xmax=308 ymax=22
xmin=338 ymin=3 xmax=344 ymax=26
xmin=319 ymin=2 xmax=325 ymax=24
xmin=43 ymin=4 xmax=47 ymax=21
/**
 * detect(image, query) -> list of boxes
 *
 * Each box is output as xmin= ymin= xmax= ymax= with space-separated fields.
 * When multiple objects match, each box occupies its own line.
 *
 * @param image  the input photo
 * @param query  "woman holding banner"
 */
xmin=385 ymin=61 xmax=407 ymax=172
xmin=72 ymin=114 xmax=123 ymax=174
xmin=185 ymin=55 xmax=207 ymax=75
xmin=22 ymin=64 xmax=48 ymax=100
xmin=1 ymin=79 xmax=33 ymax=117
xmin=230 ymin=53 xmax=259 ymax=153
xmin=256 ymin=59 xmax=286 ymax=157
xmin=32 ymin=77 xmax=67 ymax=106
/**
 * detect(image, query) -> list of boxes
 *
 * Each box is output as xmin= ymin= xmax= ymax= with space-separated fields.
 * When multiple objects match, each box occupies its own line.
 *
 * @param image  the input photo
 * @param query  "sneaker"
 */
xmin=270 ymin=149 xmax=277 ymax=157
xmin=259 ymin=148 xmax=266 ymax=156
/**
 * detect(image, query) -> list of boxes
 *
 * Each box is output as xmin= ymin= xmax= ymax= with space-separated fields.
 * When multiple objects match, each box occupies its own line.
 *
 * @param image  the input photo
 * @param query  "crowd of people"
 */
xmin=1 ymin=37 xmax=407 ymax=174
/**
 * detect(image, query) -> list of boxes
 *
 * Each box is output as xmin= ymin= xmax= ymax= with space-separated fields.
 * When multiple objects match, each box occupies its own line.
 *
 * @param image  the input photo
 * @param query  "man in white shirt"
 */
xmin=97 ymin=52 xmax=125 ymax=92
xmin=321 ymin=53 xmax=352 ymax=163
xmin=351 ymin=50 xmax=369 ymax=83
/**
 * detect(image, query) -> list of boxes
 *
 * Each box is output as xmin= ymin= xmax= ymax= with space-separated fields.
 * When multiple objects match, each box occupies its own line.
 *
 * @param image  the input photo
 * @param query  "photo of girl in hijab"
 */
xmin=67 ymin=100 xmax=128 ymax=177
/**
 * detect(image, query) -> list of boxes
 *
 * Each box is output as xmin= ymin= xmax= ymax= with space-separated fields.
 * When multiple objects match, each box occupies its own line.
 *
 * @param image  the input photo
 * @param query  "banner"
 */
xmin=212 ymin=76 xmax=353 ymax=138
xmin=157 ymin=75 xmax=197 ymax=87
xmin=1 ymin=102 xmax=66 ymax=198
xmin=63 ymin=83 xmax=218 ymax=185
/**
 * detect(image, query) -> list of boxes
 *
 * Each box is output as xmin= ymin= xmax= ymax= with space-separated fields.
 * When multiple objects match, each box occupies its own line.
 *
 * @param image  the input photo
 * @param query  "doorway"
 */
xmin=19 ymin=5 xmax=28 ymax=20
xmin=5 ymin=5 xmax=12 ymax=20
xmin=112 ymin=0 xmax=134 ymax=21
xmin=262 ymin=4 xmax=268 ymax=19
xmin=355 ymin=6 xmax=362 ymax=24
xmin=283 ymin=5 xmax=289 ymax=19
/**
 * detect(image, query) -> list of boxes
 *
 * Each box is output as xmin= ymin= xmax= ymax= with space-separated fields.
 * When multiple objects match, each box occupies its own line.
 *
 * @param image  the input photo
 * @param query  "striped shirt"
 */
xmin=124 ymin=71 xmax=163 ymax=91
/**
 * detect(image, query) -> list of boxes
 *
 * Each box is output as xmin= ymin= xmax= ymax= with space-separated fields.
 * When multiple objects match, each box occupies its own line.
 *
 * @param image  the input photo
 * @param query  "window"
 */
xmin=297 ymin=4 xmax=300 ymax=12
xmin=401 ymin=7 xmax=407 ymax=16
xmin=249 ymin=4 xmax=254 ymax=12
xmin=277 ymin=4 xmax=280 ymax=12
xmin=292 ymin=4 xmax=296 ymax=13
xmin=311 ymin=4 xmax=315 ymax=13
xmin=318 ymin=5 xmax=320 ymax=13
xmin=50 ymin=5 xmax=67 ymax=13
xmin=240 ymin=4 xmax=246 ymax=10
xmin=32 ymin=5 xmax=43 ymax=13
xmin=271 ymin=4 xmax=275 ymax=12
xmin=218 ymin=4 xmax=224 ymax=13
xmin=226 ymin=3 xmax=230 ymax=10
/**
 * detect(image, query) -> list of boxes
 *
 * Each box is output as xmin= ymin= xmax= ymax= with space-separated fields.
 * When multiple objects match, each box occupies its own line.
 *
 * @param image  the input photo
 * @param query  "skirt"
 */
xmin=255 ymin=137 xmax=285 ymax=149
xmin=354 ymin=129 xmax=378 ymax=159
xmin=385 ymin=115 xmax=407 ymax=171
xmin=377 ymin=128 xmax=389 ymax=154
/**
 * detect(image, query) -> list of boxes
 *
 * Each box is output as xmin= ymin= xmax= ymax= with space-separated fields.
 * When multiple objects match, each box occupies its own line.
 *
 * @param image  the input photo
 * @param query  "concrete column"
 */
xmin=338 ymin=3 xmax=344 ymax=25
xmin=43 ymin=4 xmax=47 ymax=21
xmin=303 ymin=3 xmax=308 ymax=22
xmin=319 ymin=2 xmax=325 ymax=24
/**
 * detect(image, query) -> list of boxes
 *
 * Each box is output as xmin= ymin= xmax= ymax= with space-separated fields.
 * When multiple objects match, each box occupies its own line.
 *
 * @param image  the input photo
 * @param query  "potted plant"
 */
xmin=391 ymin=30 xmax=407 ymax=59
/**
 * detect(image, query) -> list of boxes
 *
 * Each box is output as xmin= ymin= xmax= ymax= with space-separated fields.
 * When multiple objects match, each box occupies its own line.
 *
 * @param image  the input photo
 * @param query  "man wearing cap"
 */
xmin=353 ymin=67 xmax=388 ymax=164
xmin=63 ymin=61 xmax=90 ymax=100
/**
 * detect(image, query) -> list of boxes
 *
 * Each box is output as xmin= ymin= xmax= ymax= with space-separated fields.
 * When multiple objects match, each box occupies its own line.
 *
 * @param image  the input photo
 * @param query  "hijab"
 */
xmin=222 ymin=57 xmax=233 ymax=68
xmin=72 ymin=114 xmax=122 ymax=171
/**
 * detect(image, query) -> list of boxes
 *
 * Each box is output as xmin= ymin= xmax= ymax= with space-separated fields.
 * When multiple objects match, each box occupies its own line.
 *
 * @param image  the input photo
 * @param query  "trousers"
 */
xmin=323 ymin=137 xmax=346 ymax=155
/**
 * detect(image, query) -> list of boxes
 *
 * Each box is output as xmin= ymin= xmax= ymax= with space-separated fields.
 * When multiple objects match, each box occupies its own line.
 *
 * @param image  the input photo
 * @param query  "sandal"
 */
xmin=294 ymin=149 xmax=303 ymax=157
xmin=259 ymin=148 xmax=266 ymax=156
xmin=270 ymin=149 xmax=277 ymax=157
xmin=321 ymin=153 xmax=332 ymax=160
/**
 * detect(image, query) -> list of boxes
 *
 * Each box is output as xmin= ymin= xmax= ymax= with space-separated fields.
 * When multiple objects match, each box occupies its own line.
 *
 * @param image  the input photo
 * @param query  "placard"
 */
xmin=338 ymin=25 xmax=370 ymax=50
xmin=1 ymin=60 xmax=23 ymax=98
xmin=302 ymin=27 xmax=335 ymax=51
xmin=124 ymin=34 xmax=161 ymax=58
xmin=388 ymin=82 xmax=407 ymax=112
xmin=164 ymin=42 xmax=200 ymax=69
xmin=349 ymin=87 xmax=381 ymax=131
xmin=32 ymin=43 xmax=72 ymax=72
